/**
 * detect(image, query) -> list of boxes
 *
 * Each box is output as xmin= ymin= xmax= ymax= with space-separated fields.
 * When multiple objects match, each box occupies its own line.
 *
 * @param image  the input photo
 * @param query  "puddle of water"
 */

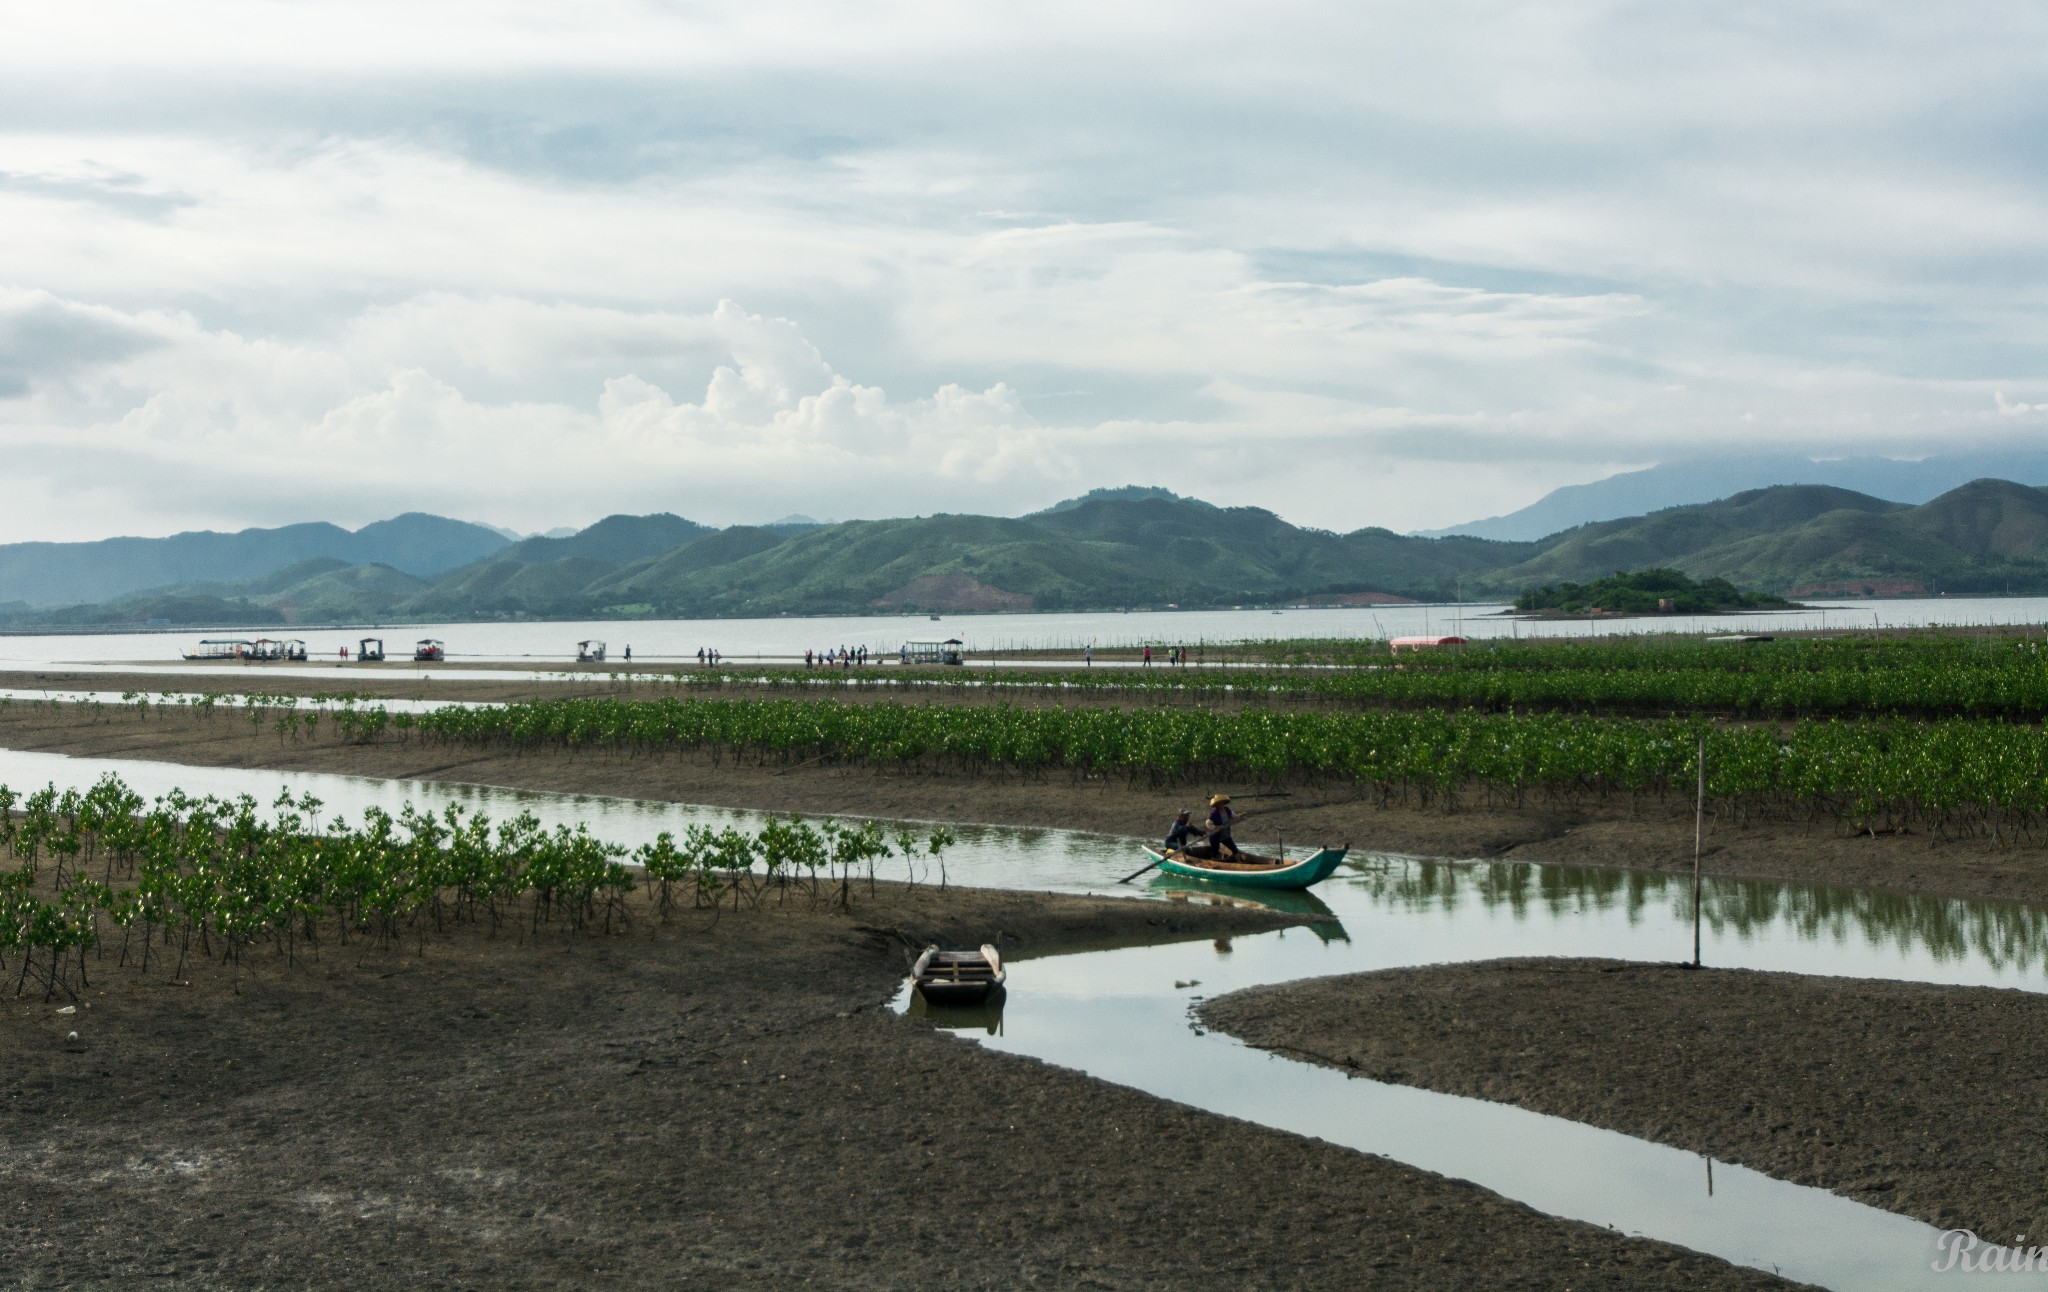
xmin=0 ymin=690 xmax=469 ymax=715
xmin=0 ymin=742 xmax=2031 ymax=1288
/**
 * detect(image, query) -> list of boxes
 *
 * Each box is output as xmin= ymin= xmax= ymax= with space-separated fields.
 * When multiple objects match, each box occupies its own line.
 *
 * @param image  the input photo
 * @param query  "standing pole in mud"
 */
xmin=1692 ymin=733 xmax=1705 ymax=968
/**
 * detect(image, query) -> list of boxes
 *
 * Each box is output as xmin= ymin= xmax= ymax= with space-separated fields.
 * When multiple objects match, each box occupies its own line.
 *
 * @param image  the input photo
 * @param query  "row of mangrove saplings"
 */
xmin=53 ymin=688 xmax=2048 ymax=834
xmin=524 ymin=635 xmax=2048 ymax=718
xmin=0 ymin=774 xmax=957 ymax=1000
xmin=336 ymin=695 xmax=2048 ymax=837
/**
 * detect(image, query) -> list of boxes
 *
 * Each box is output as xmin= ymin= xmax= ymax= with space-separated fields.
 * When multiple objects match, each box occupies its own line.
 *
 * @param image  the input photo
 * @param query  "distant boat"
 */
xmin=1142 ymin=845 xmax=1349 ymax=891
xmin=183 ymin=639 xmax=253 ymax=661
xmin=911 ymin=944 xmax=1006 ymax=1005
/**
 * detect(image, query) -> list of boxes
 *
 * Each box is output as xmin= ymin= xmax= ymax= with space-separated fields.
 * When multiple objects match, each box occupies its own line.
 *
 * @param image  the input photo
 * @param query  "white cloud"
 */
xmin=1 ymin=1 xmax=2048 ymax=540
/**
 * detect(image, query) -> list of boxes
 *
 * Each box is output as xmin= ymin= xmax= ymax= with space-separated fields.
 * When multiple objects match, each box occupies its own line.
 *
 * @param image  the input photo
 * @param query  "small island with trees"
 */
xmin=1513 ymin=567 xmax=1796 ymax=616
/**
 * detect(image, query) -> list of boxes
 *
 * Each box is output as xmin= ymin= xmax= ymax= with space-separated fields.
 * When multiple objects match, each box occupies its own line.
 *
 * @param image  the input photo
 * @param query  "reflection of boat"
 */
xmin=1150 ymin=873 xmax=1350 ymax=942
xmin=907 ymin=991 xmax=1005 ymax=1035
xmin=1143 ymin=845 xmax=1348 ymax=891
xmin=912 ymin=944 xmax=1006 ymax=1005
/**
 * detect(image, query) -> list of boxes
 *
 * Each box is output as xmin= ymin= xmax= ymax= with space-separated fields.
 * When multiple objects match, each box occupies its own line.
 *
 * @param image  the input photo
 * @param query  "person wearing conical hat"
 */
xmin=1203 ymin=793 xmax=1237 ymax=859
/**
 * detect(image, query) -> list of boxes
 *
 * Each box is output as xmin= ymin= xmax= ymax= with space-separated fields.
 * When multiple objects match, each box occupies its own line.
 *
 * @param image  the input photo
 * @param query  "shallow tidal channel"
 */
xmin=2 ymin=745 xmax=2040 ymax=1288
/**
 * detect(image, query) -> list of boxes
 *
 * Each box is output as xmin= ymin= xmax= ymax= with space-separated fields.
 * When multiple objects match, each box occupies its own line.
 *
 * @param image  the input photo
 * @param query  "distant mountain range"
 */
xmin=0 ymin=514 xmax=511 ymax=606
xmin=12 ymin=479 xmax=2048 ymax=629
xmin=1427 ymin=451 xmax=2048 ymax=541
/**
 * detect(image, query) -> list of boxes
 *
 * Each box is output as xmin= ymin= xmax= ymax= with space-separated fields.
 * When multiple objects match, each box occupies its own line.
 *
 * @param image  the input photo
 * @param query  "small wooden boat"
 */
xmin=912 ymin=943 xmax=1006 ymax=1005
xmin=1143 ymin=845 xmax=1349 ymax=891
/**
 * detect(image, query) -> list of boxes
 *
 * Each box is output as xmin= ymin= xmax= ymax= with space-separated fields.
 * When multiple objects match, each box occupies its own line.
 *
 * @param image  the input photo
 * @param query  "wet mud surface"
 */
xmin=0 ymin=894 xmax=1797 ymax=1290
xmin=1203 ymin=958 xmax=2048 ymax=1243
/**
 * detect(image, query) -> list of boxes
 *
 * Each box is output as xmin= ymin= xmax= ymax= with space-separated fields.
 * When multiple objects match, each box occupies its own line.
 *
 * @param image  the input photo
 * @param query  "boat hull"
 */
xmin=1145 ymin=846 xmax=1348 ymax=891
xmin=911 ymin=943 xmax=1006 ymax=1007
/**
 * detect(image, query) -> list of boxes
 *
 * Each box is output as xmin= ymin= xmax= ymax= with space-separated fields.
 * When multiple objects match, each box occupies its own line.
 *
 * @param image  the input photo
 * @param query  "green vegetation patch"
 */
xmin=1514 ymin=568 xmax=1793 ymax=615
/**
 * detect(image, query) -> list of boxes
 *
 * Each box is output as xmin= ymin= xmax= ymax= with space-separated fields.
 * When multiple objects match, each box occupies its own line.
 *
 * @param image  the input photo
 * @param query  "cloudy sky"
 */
xmin=4 ymin=1 xmax=2047 ymax=541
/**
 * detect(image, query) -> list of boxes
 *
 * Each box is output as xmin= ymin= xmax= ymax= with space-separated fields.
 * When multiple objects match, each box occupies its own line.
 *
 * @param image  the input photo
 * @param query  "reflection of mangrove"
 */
xmin=1345 ymin=855 xmax=2048 ymax=972
xmin=1147 ymin=874 xmax=1350 ymax=942
xmin=907 ymin=992 xmax=1005 ymax=1035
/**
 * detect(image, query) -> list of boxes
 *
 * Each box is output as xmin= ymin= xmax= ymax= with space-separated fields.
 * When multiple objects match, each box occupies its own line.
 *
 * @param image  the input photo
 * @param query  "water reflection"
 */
xmin=0 ymin=741 xmax=2043 ymax=984
xmin=1146 ymin=874 xmax=1349 ymax=942
xmin=906 ymin=993 xmax=1005 ymax=1036
xmin=1348 ymin=854 xmax=2048 ymax=976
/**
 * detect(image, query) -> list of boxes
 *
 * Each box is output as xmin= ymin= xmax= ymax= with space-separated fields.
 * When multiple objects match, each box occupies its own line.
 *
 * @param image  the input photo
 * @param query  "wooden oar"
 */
xmin=1117 ymin=851 xmax=1171 ymax=884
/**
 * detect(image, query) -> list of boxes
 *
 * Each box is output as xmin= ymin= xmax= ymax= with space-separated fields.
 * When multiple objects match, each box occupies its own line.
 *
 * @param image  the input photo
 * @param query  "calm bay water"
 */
xmin=2 ymin=596 xmax=2047 ymax=668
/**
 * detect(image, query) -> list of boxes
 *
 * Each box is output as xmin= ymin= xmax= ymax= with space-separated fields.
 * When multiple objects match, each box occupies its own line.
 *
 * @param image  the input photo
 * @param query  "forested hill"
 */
xmin=15 ymin=479 xmax=2048 ymax=627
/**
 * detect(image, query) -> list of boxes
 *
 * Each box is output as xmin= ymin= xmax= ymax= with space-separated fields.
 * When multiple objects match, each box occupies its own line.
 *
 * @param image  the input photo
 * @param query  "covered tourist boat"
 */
xmin=911 ymin=944 xmax=1006 ymax=1005
xmin=577 ymin=640 xmax=606 ymax=663
xmin=1141 ymin=845 xmax=1349 ymax=891
xmin=183 ymin=639 xmax=254 ymax=661
xmin=413 ymin=639 xmax=445 ymax=662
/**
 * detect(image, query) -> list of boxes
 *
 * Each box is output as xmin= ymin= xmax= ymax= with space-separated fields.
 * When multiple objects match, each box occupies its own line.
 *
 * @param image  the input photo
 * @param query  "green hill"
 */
xmin=1483 ymin=479 xmax=2048 ymax=597
xmin=589 ymin=499 xmax=1527 ymax=616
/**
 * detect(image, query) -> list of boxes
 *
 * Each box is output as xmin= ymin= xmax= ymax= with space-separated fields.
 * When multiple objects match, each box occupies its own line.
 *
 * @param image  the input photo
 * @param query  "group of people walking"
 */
xmin=806 ymin=645 xmax=869 ymax=669
xmin=1141 ymin=644 xmax=1193 ymax=667
xmin=695 ymin=647 xmax=722 ymax=666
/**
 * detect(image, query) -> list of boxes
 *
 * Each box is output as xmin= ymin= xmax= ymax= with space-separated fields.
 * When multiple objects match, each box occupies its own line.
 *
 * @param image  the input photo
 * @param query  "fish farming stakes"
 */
xmin=0 ymin=773 xmax=960 ymax=1001
xmin=331 ymin=693 xmax=2048 ymax=838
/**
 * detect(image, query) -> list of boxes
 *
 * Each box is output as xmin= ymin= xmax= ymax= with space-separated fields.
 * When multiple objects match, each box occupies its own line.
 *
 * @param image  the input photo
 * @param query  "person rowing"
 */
xmin=1183 ymin=794 xmax=1238 ymax=860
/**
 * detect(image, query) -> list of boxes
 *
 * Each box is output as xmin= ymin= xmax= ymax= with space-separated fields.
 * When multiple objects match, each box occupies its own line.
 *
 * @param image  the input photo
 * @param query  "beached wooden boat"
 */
xmin=1143 ymin=845 xmax=1348 ymax=891
xmin=912 ymin=943 xmax=1006 ymax=1005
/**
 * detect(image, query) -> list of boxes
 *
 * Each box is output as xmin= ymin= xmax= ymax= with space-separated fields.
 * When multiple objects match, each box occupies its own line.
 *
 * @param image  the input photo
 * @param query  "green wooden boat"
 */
xmin=1142 ymin=845 xmax=1349 ymax=891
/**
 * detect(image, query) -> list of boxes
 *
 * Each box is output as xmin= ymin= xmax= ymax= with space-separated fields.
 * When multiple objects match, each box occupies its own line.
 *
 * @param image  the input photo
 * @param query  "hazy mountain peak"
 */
xmin=1425 ymin=451 xmax=2048 ymax=541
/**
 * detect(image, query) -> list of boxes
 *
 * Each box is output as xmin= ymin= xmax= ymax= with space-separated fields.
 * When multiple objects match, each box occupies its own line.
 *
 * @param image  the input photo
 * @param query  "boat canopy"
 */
xmin=904 ymin=639 xmax=965 ymax=665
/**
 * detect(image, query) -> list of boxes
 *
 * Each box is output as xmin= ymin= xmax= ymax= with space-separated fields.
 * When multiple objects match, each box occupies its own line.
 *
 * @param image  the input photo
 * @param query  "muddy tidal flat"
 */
xmin=0 ymin=892 xmax=1804 ymax=1291
xmin=1203 ymin=958 xmax=2048 ymax=1244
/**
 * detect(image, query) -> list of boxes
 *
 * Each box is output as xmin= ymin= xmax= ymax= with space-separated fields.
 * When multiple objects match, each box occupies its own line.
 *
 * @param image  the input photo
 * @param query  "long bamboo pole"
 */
xmin=1693 ymin=733 xmax=1705 ymax=968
